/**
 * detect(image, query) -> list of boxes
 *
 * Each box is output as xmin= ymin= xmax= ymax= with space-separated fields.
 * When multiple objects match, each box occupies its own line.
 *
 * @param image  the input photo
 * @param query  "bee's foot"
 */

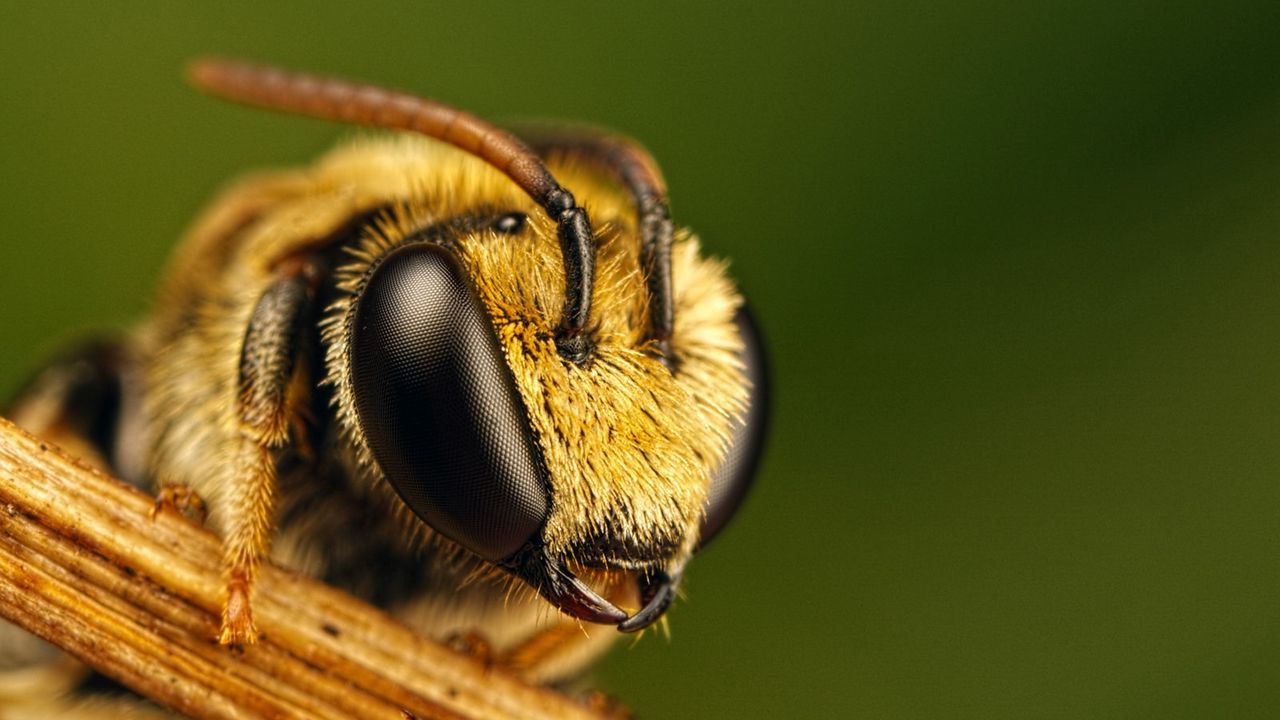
xmin=218 ymin=577 xmax=259 ymax=646
xmin=151 ymin=484 xmax=208 ymax=525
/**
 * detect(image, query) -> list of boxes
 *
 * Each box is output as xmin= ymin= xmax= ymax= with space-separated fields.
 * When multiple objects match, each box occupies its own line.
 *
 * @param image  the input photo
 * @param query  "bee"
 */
xmin=1 ymin=58 xmax=768 ymax=702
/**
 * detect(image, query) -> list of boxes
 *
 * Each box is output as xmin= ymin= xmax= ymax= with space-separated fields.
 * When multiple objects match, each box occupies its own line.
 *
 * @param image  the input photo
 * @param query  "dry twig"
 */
xmin=0 ymin=416 xmax=619 ymax=719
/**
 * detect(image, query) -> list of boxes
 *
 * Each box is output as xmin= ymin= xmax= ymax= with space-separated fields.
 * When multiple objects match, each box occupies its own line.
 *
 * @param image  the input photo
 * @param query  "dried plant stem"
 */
xmin=0 ymin=416 xmax=615 ymax=720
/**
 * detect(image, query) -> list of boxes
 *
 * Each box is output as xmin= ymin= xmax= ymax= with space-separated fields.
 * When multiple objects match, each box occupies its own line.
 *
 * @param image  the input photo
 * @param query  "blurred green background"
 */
xmin=3 ymin=2 xmax=1280 ymax=717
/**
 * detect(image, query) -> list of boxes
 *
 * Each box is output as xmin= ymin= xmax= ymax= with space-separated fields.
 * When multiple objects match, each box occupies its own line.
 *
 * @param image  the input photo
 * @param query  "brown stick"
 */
xmin=0 ymin=416 xmax=620 ymax=720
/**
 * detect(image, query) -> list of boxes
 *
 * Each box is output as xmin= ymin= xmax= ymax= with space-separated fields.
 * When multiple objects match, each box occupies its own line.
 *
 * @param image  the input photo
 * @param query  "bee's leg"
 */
xmin=151 ymin=483 xmax=208 ymax=524
xmin=5 ymin=339 xmax=140 ymax=481
xmin=521 ymin=129 xmax=676 ymax=363
xmin=219 ymin=266 xmax=314 ymax=645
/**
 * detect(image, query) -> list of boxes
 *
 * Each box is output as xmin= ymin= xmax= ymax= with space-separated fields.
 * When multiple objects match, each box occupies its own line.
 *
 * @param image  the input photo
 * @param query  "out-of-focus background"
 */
xmin=3 ymin=2 xmax=1280 ymax=717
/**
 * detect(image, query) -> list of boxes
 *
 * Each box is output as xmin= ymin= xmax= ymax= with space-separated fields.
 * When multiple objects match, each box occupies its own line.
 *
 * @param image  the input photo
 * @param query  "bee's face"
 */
xmin=321 ymin=150 xmax=768 ymax=630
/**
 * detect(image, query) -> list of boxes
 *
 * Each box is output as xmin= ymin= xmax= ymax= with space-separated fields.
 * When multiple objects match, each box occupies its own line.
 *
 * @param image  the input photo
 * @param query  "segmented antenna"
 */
xmin=521 ymin=129 xmax=676 ymax=367
xmin=188 ymin=58 xmax=596 ymax=362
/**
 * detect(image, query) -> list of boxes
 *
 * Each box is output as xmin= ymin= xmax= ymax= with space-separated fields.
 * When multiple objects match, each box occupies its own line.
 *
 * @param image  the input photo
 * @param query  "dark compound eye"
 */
xmin=699 ymin=304 xmax=770 ymax=549
xmin=349 ymin=243 xmax=548 ymax=562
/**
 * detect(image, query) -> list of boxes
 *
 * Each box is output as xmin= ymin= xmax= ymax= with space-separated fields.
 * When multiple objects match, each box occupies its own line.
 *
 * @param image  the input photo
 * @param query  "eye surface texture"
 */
xmin=699 ymin=304 xmax=769 ymax=548
xmin=349 ymin=243 xmax=548 ymax=562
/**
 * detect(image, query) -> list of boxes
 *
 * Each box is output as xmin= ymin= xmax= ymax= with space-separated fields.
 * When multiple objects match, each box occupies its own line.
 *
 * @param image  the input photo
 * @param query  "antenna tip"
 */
xmin=186 ymin=57 xmax=258 ymax=94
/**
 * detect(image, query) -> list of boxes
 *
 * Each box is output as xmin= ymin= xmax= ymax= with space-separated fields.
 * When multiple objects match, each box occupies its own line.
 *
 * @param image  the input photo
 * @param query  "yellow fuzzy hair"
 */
xmin=317 ymin=135 xmax=749 ymax=573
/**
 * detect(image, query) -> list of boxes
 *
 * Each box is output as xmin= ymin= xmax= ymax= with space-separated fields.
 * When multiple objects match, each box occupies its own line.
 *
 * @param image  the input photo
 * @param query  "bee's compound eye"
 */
xmin=699 ymin=304 xmax=770 ymax=549
xmin=350 ymin=244 xmax=548 ymax=562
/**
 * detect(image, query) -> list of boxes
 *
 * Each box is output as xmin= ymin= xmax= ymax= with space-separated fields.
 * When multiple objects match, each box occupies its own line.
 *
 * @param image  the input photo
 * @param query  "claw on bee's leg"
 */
xmin=218 ymin=268 xmax=312 ymax=646
xmin=151 ymin=483 xmax=208 ymax=524
xmin=219 ymin=564 xmax=259 ymax=645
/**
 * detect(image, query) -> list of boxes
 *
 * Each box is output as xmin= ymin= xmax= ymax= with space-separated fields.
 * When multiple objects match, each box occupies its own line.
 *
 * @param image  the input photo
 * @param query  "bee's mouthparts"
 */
xmin=618 ymin=570 xmax=678 ymax=633
xmin=504 ymin=546 xmax=679 ymax=632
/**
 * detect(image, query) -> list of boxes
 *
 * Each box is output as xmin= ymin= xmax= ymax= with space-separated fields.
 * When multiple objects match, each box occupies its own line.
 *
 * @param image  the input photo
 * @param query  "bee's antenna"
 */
xmin=520 ymin=129 xmax=675 ymax=367
xmin=187 ymin=58 xmax=595 ymax=363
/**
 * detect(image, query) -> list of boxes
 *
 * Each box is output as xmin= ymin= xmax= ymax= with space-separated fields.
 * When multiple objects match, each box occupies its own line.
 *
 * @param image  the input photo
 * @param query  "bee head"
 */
xmin=189 ymin=59 xmax=768 ymax=631
xmin=325 ymin=177 xmax=767 ymax=632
